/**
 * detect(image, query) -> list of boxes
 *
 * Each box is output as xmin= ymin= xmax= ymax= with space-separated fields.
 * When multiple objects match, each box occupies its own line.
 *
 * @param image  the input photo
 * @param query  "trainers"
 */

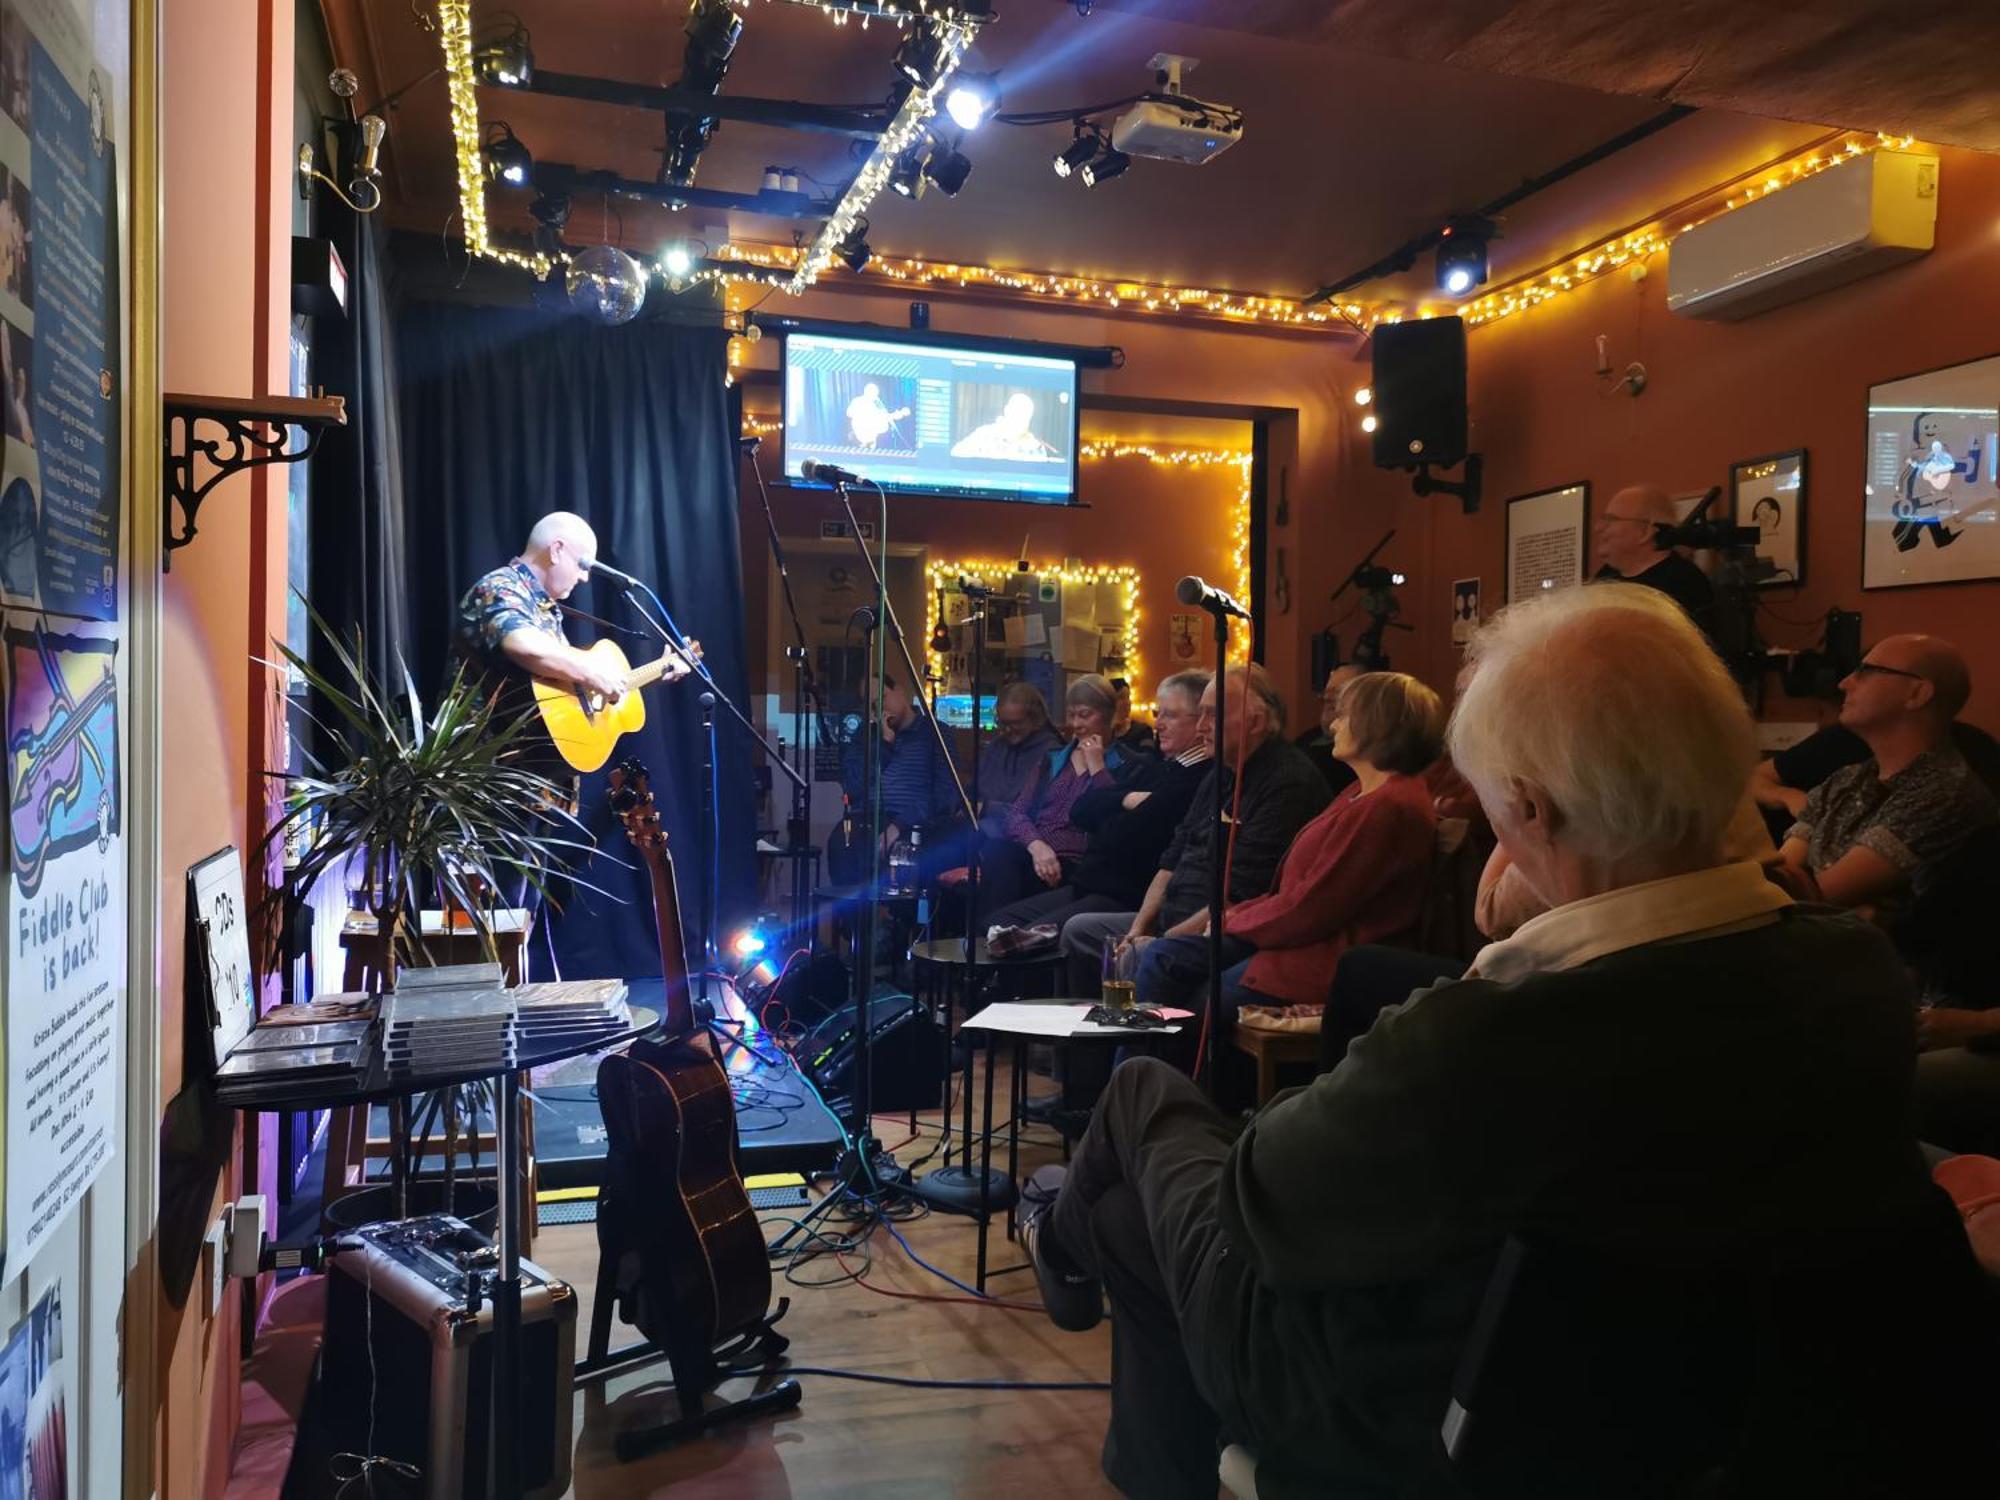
xmin=1019 ymin=1164 xmax=1103 ymax=1331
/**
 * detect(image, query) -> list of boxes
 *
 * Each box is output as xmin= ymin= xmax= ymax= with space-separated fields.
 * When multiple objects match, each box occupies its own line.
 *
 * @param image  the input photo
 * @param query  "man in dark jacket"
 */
xmin=1059 ymin=665 xmax=1331 ymax=995
xmin=984 ymin=670 xmax=1212 ymax=938
xmin=1022 ymin=583 xmax=1979 ymax=1498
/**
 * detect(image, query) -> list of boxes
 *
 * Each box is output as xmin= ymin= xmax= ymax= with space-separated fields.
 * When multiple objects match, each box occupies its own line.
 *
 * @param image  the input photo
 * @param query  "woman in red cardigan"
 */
xmin=1217 ymin=671 xmax=1444 ymax=1009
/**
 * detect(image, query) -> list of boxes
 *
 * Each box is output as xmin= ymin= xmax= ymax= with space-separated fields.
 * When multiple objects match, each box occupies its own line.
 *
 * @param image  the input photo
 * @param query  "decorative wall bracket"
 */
xmin=162 ymin=392 xmax=347 ymax=570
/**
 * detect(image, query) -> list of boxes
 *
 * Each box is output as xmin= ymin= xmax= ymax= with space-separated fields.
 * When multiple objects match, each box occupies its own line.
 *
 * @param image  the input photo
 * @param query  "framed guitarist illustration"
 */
xmin=1863 ymin=354 xmax=2000 ymax=589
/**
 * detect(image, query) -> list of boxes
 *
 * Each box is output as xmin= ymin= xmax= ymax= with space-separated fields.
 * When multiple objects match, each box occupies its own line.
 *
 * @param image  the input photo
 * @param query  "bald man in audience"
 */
xmin=1592 ymin=483 xmax=1717 ymax=638
xmin=1769 ymin=634 xmax=1996 ymax=910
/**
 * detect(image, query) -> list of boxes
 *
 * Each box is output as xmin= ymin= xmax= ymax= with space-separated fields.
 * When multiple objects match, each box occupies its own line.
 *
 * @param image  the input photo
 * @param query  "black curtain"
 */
xmin=394 ymin=300 xmax=752 ymax=983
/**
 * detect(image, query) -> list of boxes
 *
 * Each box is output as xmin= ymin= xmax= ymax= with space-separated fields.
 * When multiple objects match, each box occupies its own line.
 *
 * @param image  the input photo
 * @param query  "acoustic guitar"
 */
xmin=532 ymin=638 xmax=697 ymax=773
xmin=595 ymin=759 xmax=773 ymax=1385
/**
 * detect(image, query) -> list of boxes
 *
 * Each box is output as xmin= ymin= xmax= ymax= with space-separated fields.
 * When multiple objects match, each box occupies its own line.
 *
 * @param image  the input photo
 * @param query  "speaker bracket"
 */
xmin=1410 ymin=453 xmax=1482 ymax=515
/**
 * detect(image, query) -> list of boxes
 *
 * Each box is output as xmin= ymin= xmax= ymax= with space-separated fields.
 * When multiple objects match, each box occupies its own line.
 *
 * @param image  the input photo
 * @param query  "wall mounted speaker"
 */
xmin=1372 ymin=317 xmax=1467 ymax=470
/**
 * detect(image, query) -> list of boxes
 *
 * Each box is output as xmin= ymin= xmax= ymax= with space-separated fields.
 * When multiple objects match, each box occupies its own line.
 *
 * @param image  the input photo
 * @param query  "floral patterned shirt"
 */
xmin=457 ymin=560 xmax=563 ymax=673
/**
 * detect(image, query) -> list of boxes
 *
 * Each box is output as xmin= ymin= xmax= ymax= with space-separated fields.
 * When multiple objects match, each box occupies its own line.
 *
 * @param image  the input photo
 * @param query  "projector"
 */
xmin=1110 ymin=54 xmax=1242 ymax=165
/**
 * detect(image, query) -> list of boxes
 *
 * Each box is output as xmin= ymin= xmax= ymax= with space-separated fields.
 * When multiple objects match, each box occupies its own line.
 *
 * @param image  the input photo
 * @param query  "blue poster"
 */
xmin=0 ymin=27 xmax=116 ymax=623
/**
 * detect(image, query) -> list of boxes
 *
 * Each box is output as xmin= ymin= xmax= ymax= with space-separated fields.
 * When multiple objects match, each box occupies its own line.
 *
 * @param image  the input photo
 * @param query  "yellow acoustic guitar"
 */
xmin=532 ymin=639 xmax=697 ymax=773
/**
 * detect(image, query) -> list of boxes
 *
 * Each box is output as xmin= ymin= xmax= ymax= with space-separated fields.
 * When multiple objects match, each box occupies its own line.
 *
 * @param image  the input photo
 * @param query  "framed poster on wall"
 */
xmin=1730 ymin=449 xmax=1806 ymax=586
xmin=1505 ymin=482 xmax=1589 ymax=602
xmin=1863 ymin=355 xmax=2000 ymax=589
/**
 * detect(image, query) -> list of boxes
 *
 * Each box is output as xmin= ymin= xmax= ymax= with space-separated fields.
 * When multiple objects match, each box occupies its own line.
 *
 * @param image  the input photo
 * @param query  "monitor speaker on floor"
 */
xmin=1372 ymin=316 xmax=1467 ymax=469
xmin=801 ymin=993 xmax=942 ymax=1114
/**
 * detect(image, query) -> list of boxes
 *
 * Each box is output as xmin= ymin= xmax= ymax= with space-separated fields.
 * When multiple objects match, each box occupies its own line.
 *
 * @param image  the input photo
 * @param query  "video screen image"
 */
xmin=784 ymin=331 xmax=1078 ymax=504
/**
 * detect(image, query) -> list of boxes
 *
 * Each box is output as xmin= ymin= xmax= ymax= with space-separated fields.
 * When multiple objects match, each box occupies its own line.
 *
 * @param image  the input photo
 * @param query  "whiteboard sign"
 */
xmin=189 ymin=847 xmax=257 ymax=1070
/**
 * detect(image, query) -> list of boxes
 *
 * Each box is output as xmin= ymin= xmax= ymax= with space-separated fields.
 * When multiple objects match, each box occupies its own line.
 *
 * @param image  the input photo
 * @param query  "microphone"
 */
xmin=1177 ymin=574 xmax=1252 ymax=621
xmin=800 ymin=458 xmax=863 ymax=486
xmin=587 ymin=558 xmax=643 ymax=589
xmin=738 ymin=434 xmax=763 ymax=454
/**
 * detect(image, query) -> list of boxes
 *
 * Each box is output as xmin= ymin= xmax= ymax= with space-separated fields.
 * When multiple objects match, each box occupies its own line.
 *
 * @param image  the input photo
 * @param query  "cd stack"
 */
xmin=381 ymin=964 xmax=518 ymax=1079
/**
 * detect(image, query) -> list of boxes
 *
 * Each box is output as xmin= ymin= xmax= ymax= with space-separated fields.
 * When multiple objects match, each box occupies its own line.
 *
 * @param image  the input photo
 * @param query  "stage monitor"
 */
xmin=783 ymin=330 xmax=1079 ymax=504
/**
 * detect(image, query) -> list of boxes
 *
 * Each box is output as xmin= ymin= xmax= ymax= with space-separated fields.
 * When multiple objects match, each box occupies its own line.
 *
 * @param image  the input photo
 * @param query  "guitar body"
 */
xmin=597 ymin=761 xmax=773 ymax=1382
xmin=532 ymin=639 xmax=647 ymax=772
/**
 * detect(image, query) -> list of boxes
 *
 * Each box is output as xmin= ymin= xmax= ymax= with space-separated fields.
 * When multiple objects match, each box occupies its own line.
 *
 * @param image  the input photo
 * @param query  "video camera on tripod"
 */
xmin=1312 ymin=531 xmax=1411 ymax=679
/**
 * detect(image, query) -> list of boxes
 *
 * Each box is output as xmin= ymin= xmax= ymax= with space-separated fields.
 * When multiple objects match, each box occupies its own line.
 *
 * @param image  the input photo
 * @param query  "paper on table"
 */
xmin=961 ymin=1001 xmax=1183 ymax=1037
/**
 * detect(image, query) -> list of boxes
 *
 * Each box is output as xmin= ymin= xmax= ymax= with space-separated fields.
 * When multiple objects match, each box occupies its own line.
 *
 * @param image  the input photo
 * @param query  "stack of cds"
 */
xmin=381 ymin=964 xmax=519 ymax=1079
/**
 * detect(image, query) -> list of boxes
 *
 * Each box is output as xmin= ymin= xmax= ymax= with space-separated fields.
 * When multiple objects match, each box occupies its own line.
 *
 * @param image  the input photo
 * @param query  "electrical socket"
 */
xmin=203 ymin=1217 xmax=227 ymax=1318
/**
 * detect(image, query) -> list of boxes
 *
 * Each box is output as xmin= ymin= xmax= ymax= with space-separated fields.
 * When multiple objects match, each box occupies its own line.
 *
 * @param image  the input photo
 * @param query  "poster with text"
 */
xmin=1506 ymin=483 xmax=1589 ymax=603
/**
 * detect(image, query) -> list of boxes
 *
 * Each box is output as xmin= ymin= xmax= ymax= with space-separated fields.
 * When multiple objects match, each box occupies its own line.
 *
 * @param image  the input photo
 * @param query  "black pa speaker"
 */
xmin=802 ymin=993 xmax=942 ymax=1114
xmin=1372 ymin=317 xmax=1467 ymax=469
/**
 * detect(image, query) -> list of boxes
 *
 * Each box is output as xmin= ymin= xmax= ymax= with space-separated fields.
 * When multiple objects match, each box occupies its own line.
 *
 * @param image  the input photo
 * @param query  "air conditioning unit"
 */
xmin=1666 ymin=149 xmax=1937 ymax=321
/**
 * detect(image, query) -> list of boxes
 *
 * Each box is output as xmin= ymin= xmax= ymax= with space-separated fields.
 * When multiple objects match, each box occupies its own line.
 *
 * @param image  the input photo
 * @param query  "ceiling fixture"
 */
xmin=1360 ymin=414 xmax=1378 ymax=433
xmin=1435 ymin=217 xmax=1494 ymax=297
xmin=924 ymin=143 xmax=973 ymax=197
xmin=893 ymin=29 xmax=952 ymax=90
xmin=1079 ymin=143 xmax=1131 ymax=187
xmin=943 ymin=71 xmax=1000 ymax=131
xmin=528 ymin=191 xmax=571 ymax=254
xmin=481 ymin=121 xmax=532 ymax=187
xmin=889 ymin=141 xmax=929 ymax=199
xmin=661 ymin=241 xmax=696 ymax=278
xmin=834 ymin=217 xmax=872 ymax=273
xmin=471 ymin=23 xmax=533 ymax=88
xmin=1354 ymin=386 xmax=1373 ymax=406
xmin=1052 ymin=130 xmax=1098 ymax=179
xmin=1109 ymin=53 xmax=1242 ymax=166
xmin=685 ymin=0 xmax=744 ymax=74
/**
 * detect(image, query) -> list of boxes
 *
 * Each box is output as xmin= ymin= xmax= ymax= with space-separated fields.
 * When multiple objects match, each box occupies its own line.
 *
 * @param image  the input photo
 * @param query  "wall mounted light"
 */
xmin=296 ymin=113 xmax=389 ymax=213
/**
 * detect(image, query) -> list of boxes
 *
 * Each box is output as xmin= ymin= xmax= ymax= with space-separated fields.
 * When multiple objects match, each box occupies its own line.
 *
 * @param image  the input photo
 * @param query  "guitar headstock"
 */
xmin=606 ymin=758 xmax=667 ymax=853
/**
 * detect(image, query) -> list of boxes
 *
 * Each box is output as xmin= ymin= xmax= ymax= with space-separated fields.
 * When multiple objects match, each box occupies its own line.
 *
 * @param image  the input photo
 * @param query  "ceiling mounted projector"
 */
xmin=1109 ymin=53 xmax=1243 ymax=166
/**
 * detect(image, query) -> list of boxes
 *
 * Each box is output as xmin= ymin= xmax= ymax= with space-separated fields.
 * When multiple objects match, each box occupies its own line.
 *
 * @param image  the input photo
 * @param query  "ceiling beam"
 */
xmin=535 ymin=161 xmax=833 ymax=219
xmin=523 ymin=70 xmax=889 ymax=139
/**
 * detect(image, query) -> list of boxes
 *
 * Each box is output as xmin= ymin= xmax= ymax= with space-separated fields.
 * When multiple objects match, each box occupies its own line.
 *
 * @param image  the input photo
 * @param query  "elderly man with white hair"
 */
xmin=1018 ymin=582 xmax=1958 ymax=1498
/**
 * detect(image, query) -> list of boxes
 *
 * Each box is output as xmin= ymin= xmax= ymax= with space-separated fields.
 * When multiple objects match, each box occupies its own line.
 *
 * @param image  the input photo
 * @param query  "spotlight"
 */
xmin=1052 ymin=131 xmax=1097 ymax=179
xmin=1079 ymin=144 xmax=1131 ymax=187
xmin=685 ymin=0 xmax=744 ymax=63
xmin=833 ymin=217 xmax=871 ymax=272
xmin=1353 ymin=386 xmax=1373 ymax=406
xmin=924 ymin=145 xmax=972 ymax=197
xmin=1435 ymin=216 xmax=1493 ymax=297
xmin=729 ymin=928 xmax=768 ymax=961
xmin=529 ymin=191 xmax=571 ymax=254
xmin=893 ymin=29 xmax=952 ymax=89
xmin=889 ymin=142 xmax=929 ymax=200
xmin=471 ymin=26 xmax=533 ymax=88
xmin=661 ymin=241 xmax=695 ymax=278
xmin=481 ymin=122 xmax=532 ymax=187
xmin=1361 ymin=414 xmax=1378 ymax=433
xmin=943 ymin=72 xmax=1000 ymax=131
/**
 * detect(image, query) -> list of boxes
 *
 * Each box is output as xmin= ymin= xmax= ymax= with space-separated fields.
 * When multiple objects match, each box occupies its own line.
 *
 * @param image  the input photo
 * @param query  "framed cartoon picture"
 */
xmin=1505 ymin=482 xmax=1589 ymax=602
xmin=1863 ymin=355 xmax=2000 ymax=589
xmin=1730 ymin=449 xmax=1806 ymax=587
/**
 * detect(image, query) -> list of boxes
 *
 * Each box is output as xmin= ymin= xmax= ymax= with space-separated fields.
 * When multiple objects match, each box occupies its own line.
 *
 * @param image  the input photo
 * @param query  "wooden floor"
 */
xmin=539 ymin=1062 xmax=1121 ymax=1499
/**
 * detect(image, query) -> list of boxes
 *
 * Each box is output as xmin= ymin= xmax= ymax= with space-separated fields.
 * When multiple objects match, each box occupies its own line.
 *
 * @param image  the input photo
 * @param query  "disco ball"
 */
xmin=566 ymin=245 xmax=648 ymax=325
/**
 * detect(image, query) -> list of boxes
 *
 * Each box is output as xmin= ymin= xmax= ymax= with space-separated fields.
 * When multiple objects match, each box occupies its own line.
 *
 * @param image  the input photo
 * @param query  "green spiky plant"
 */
xmin=258 ymin=601 xmax=599 ymax=978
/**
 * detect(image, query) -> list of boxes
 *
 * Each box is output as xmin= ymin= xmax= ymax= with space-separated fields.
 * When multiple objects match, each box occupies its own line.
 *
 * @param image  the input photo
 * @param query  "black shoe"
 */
xmin=1019 ymin=1164 xmax=1103 ymax=1332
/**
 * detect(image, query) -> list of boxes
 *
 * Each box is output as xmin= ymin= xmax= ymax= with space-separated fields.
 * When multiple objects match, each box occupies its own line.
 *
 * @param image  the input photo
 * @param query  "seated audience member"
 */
xmin=1058 ymin=664 xmax=1331 ymax=995
xmin=983 ymin=671 xmax=1211 ymax=937
xmin=977 ymin=681 xmax=1060 ymax=821
xmin=1591 ymin=483 xmax=1717 ymax=639
xmin=1136 ymin=672 xmax=1442 ymax=1030
xmin=1753 ymin=716 xmax=2000 ymax=844
xmin=1768 ymin=635 xmax=1997 ymax=910
xmin=980 ymin=674 xmax=1131 ymax=913
xmin=840 ymin=671 xmax=960 ymax=851
xmin=1109 ymin=676 xmax=1158 ymax=759
xmin=1021 ymin=581 xmax=1965 ymax=1498
xmin=1293 ymin=664 xmax=1362 ymax=795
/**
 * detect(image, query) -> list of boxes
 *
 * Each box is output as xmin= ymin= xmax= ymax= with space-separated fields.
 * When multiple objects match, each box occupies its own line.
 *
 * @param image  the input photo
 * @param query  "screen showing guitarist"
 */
xmin=456 ymin=511 xmax=697 ymax=777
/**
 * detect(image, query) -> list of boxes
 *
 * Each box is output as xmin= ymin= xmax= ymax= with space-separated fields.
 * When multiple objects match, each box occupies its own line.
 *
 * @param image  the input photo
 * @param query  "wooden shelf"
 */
xmin=161 ymin=391 xmax=347 ymax=570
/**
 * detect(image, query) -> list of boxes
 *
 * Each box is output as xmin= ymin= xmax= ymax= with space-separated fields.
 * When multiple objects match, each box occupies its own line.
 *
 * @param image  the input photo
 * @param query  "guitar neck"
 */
xmin=636 ymin=841 xmax=698 ymax=1037
xmin=624 ymin=652 xmax=682 ymax=691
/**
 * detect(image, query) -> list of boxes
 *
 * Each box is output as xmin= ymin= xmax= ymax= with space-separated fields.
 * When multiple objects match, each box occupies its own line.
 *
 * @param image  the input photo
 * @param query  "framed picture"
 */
xmin=1863 ymin=354 xmax=2000 ymax=589
xmin=1505 ymin=482 xmax=1590 ymax=602
xmin=1729 ymin=449 xmax=1806 ymax=587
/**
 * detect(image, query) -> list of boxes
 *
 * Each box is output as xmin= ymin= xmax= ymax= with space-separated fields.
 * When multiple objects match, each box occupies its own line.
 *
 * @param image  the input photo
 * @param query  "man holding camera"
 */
xmin=1591 ymin=483 xmax=1718 ymax=639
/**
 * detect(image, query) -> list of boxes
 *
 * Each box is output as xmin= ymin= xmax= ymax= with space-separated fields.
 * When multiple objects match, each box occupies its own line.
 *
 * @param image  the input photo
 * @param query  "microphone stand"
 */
xmin=1203 ymin=605 xmax=1228 ymax=1098
xmin=699 ymin=691 xmax=717 ymax=1013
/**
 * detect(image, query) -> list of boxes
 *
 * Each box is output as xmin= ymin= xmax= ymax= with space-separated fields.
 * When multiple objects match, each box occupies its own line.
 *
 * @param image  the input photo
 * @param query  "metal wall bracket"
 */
xmin=162 ymin=392 xmax=346 ymax=570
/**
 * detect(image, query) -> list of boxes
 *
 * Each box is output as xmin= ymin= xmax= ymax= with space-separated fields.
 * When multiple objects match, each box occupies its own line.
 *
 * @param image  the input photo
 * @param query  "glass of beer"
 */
xmin=1100 ymin=940 xmax=1139 ymax=1010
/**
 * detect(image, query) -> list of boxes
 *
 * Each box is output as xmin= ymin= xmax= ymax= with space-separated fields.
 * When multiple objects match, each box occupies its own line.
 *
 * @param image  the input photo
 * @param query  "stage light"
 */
xmin=944 ymin=72 xmax=1000 ymax=131
xmin=834 ymin=218 xmax=871 ymax=272
xmin=1079 ymin=145 xmax=1131 ymax=188
xmin=686 ymin=0 xmax=744 ymax=63
xmin=1361 ymin=414 xmax=1378 ymax=433
xmin=1052 ymin=132 xmax=1097 ymax=180
xmin=730 ymin=928 xmax=767 ymax=960
xmin=1435 ymin=218 xmax=1492 ymax=298
xmin=1353 ymin=386 xmax=1373 ymax=406
xmin=893 ymin=28 xmax=952 ymax=89
xmin=889 ymin=141 xmax=929 ymax=199
xmin=662 ymin=241 xmax=695 ymax=278
xmin=471 ymin=25 xmax=533 ymax=87
xmin=924 ymin=145 xmax=972 ymax=197
xmin=481 ymin=122 xmax=532 ymax=186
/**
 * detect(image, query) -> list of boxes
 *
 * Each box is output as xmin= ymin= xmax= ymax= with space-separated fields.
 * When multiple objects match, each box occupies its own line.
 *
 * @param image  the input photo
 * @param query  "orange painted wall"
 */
xmin=738 ymin=443 xmax=1248 ymax=700
xmin=159 ymin=0 xmax=292 ymax=1494
xmin=1340 ymin=143 xmax=2000 ymax=728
